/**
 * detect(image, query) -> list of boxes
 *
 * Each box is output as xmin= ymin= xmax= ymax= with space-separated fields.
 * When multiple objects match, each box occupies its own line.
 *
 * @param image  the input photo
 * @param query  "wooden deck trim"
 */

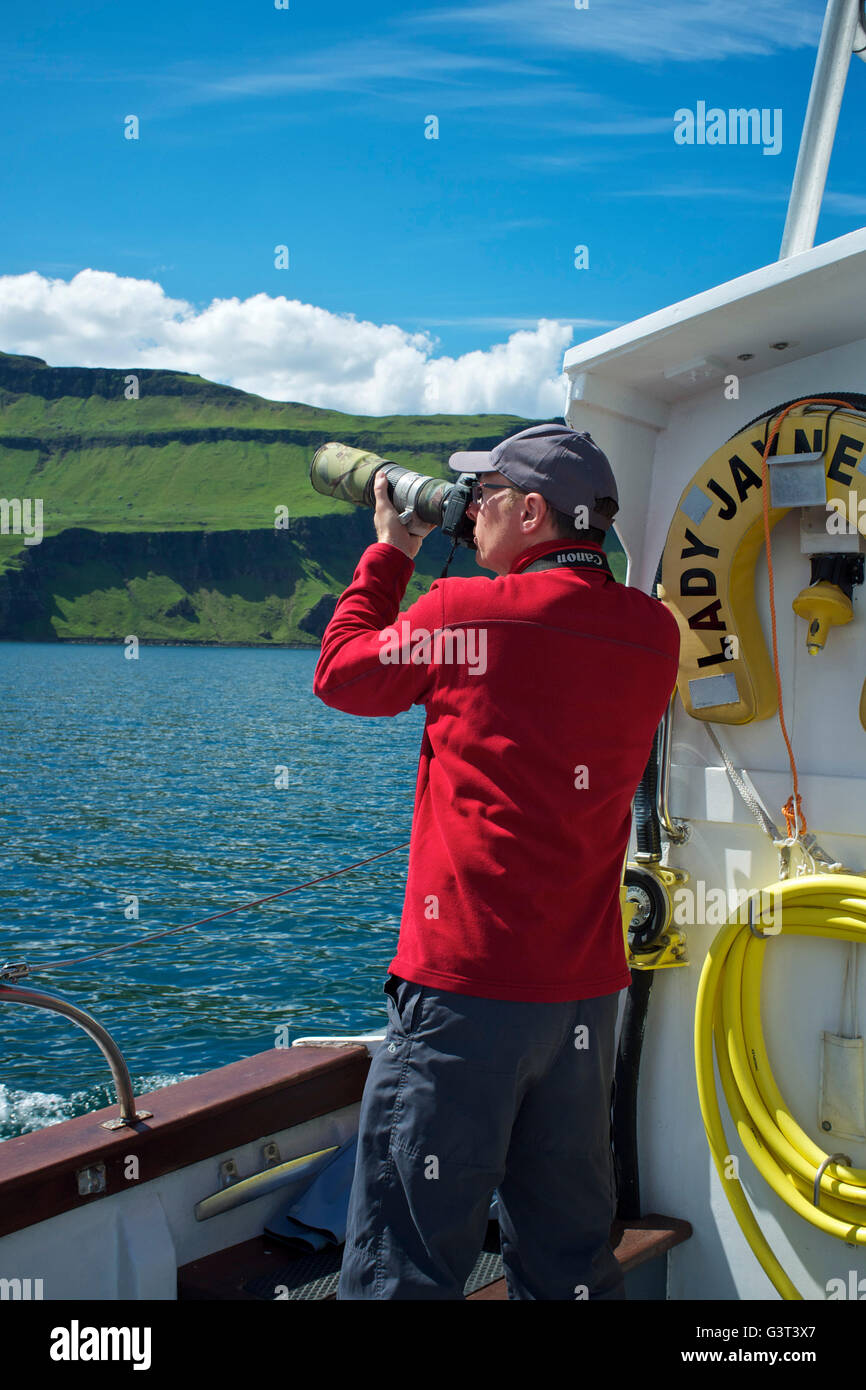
xmin=0 ymin=1045 xmax=370 ymax=1239
xmin=609 ymin=1214 xmax=694 ymax=1271
xmin=465 ymin=1214 xmax=694 ymax=1299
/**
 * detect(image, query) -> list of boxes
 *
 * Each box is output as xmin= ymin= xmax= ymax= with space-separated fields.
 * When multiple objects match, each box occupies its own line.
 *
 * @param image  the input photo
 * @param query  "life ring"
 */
xmin=658 ymin=403 xmax=866 ymax=723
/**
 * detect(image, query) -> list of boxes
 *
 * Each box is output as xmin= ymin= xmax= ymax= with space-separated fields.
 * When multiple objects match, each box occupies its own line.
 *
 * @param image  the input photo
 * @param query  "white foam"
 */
xmin=0 ymin=1072 xmax=195 ymax=1141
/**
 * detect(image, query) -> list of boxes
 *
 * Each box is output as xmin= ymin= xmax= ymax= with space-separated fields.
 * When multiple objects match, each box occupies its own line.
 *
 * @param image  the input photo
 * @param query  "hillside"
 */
xmin=0 ymin=352 xmax=625 ymax=644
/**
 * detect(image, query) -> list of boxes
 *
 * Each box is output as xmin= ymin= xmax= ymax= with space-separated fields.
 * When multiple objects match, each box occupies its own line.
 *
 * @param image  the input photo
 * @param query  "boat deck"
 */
xmin=0 ymin=1042 xmax=691 ymax=1299
xmin=177 ymin=1213 xmax=691 ymax=1300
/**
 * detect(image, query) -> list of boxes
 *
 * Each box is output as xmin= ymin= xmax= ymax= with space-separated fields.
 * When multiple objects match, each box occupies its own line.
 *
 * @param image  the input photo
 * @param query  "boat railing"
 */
xmin=0 ymin=963 xmax=152 ymax=1130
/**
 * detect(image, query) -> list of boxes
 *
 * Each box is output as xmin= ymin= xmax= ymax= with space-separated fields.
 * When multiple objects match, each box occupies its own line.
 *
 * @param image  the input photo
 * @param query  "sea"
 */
xmin=0 ymin=641 xmax=422 ymax=1141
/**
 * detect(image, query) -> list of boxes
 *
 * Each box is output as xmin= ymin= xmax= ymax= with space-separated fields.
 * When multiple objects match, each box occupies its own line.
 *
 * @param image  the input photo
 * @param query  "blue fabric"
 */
xmin=265 ymin=1138 xmax=359 ymax=1252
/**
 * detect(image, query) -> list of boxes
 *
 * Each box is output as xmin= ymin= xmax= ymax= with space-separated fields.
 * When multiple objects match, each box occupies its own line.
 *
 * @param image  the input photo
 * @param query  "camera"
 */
xmin=309 ymin=442 xmax=477 ymax=548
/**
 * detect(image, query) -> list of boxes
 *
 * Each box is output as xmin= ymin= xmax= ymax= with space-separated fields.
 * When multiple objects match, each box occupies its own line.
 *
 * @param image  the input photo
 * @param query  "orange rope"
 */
xmin=782 ymin=793 xmax=806 ymax=840
xmin=759 ymin=397 xmax=854 ymax=842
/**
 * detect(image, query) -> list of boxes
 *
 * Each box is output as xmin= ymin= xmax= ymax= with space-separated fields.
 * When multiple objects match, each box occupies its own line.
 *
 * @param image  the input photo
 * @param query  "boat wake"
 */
xmin=0 ymin=1073 xmax=195 ymax=1142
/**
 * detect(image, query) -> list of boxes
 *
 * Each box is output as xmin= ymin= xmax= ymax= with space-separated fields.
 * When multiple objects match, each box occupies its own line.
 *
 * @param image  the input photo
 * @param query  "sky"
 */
xmin=1 ymin=0 xmax=865 ymax=417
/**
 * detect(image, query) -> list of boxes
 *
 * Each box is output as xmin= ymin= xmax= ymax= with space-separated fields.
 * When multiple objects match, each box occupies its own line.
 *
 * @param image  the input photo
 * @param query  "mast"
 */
xmin=779 ymin=0 xmax=864 ymax=258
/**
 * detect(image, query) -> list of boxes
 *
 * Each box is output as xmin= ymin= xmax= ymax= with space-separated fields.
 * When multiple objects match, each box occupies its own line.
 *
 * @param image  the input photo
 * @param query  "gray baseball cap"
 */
xmin=449 ymin=423 xmax=619 ymax=532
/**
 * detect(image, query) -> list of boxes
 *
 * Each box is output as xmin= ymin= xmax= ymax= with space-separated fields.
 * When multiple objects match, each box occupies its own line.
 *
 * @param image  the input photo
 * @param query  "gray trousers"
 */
xmin=336 ymin=974 xmax=625 ymax=1300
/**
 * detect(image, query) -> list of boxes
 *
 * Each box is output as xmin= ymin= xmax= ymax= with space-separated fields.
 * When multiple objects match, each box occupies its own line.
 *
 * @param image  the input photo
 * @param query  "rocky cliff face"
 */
xmin=0 ymin=352 xmax=250 ymax=403
xmin=0 ymin=513 xmax=480 ymax=644
xmin=0 ymin=349 xmax=524 ymax=643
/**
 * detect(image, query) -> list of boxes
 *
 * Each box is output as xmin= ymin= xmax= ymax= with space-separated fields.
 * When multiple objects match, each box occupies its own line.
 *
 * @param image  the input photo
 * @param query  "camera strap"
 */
xmin=520 ymin=546 xmax=614 ymax=578
xmin=437 ymin=544 xmax=613 ymax=585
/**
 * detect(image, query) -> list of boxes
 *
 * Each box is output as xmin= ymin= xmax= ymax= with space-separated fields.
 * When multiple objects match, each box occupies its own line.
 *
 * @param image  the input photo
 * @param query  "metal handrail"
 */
xmin=657 ymin=692 xmax=689 ymax=845
xmin=0 ymin=968 xmax=152 ymax=1130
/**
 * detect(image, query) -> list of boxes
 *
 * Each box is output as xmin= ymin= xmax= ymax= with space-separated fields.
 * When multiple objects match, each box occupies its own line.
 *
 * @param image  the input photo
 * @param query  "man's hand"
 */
xmin=373 ymin=471 xmax=437 ymax=560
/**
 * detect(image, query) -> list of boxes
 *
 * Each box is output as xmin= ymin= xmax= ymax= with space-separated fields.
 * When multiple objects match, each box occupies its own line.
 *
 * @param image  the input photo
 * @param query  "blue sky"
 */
xmin=1 ymin=0 xmax=865 ymax=414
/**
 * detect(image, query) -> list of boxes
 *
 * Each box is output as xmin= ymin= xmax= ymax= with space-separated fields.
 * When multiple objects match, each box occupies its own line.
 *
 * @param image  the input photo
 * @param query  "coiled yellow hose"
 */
xmin=694 ymin=873 xmax=866 ymax=1300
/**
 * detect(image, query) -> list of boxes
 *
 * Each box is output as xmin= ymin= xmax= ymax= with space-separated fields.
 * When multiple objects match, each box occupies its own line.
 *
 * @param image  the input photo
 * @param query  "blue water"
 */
xmin=0 ymin=642 xmax=424 ymax=1141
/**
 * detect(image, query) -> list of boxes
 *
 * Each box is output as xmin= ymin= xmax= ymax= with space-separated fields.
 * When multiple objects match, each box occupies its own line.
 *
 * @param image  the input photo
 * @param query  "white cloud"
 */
xmin=193 ymin=39 xmax=554 ymax=102
xmin=610 ymin=183 xmax=788 ymax=201
xmin=153 ymin=37 xmax=564 ymax=117
xmin=0 ymin=269 xmax=575 ymax=418
xmin=415 ymin=316 xmax=618 ymax=330
xmin=146 ymin=2 xmax=825 ymax=129
xmin=607 ymin=185 xmax=866 ymax=218
xmin=823 ymin=191 xmax=866 ymax=215
xmin=420 ymin=0 xmax=822 ymax=62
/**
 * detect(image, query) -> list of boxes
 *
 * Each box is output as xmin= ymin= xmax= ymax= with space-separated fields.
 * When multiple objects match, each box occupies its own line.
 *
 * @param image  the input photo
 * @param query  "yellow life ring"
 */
xmin=658 ymin=404 xmax=866 ymax=724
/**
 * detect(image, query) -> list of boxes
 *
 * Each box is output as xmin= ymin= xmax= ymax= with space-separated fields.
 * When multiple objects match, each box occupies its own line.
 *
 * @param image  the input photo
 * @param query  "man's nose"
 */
xmin=466 ymin=500 xmax=479 ymax=520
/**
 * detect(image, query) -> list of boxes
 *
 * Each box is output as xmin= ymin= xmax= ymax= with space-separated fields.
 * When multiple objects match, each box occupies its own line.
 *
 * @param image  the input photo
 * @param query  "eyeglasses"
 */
xmin=470 ymin=482 xmax=518 ymax=506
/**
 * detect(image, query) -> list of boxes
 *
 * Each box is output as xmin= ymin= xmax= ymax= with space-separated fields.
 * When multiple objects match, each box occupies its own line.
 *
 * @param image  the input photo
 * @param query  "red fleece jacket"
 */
xmin=313 ymin=538 xmax=680 ymax=1001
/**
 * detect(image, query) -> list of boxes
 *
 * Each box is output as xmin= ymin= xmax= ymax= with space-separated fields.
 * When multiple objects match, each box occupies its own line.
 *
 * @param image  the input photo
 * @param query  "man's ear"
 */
xmin=522 ymin=491 xmax=547 ymax=531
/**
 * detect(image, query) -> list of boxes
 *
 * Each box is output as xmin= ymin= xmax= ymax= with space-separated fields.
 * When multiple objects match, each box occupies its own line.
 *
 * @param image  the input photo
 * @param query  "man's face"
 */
xmin=465 ymin=470 xmax=556 ymax=575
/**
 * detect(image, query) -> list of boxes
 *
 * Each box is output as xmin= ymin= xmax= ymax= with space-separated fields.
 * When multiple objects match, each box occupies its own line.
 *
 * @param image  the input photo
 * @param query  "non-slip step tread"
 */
xmin=177 ymin=1213 xmax=691 ymax=1301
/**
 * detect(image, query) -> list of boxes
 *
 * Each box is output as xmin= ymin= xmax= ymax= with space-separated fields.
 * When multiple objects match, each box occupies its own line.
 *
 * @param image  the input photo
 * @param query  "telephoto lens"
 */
xmin=309 ymin=442 xmax=477 ymax=545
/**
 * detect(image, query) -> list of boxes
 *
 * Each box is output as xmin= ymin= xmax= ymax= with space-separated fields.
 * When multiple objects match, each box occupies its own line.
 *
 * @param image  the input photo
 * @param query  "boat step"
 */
xmin=177 ymin=1213 xmax=691 ymax=1301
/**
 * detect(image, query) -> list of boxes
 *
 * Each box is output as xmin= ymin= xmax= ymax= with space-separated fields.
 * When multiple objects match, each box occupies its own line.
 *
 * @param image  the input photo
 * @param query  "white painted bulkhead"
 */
xmin=0 ymin=1103 xmax=360 ymax=1300
xmin=564 ymin=227 xmax=866 ymax=1300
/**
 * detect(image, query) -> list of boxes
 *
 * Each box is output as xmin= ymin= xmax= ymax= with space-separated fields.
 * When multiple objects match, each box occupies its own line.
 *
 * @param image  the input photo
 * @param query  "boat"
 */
xmin=2 ymin=0 xmax=866 ymax=1320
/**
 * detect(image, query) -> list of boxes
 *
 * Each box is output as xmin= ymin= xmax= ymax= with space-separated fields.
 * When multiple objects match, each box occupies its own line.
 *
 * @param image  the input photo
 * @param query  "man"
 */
xmin=313 ymin=422 xmax=679 ymax=1300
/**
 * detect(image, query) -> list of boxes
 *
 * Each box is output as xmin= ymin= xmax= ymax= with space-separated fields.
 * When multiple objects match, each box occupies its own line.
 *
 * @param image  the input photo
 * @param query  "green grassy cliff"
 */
xmin=0 ymin=351 xmax=624 ymax=644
